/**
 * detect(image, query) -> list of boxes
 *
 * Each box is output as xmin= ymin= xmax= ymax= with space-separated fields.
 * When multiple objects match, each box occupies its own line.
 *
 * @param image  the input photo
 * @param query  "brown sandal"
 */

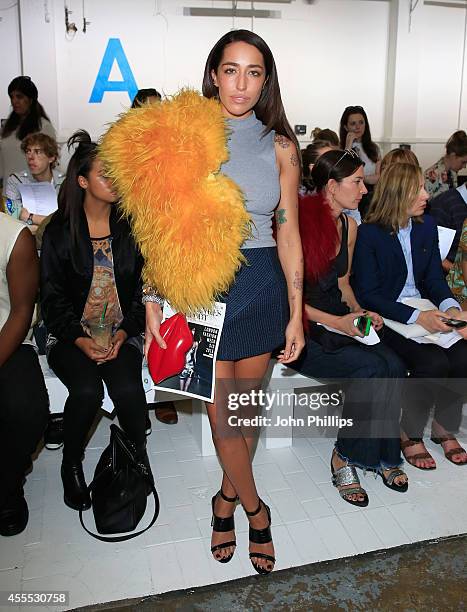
xmin=401 ymin=439 xmax=436 ymax=471
xmin=431 ymin=436 xmax=467 ymax=466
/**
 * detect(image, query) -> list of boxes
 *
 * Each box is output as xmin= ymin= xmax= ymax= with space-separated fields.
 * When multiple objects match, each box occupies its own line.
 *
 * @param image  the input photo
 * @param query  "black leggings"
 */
xmin=48 ymin=341 xmax=147 ymax=461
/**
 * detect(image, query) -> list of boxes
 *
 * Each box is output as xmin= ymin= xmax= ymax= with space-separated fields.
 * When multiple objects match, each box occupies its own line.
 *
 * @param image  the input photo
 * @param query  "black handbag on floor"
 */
xmin=79 ymin=424 xmax=160 ymax=542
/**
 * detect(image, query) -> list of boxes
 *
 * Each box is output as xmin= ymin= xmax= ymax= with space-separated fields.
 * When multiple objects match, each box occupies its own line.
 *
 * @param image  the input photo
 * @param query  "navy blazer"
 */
xmin=352 ymin=215 xmax=453 ymax=323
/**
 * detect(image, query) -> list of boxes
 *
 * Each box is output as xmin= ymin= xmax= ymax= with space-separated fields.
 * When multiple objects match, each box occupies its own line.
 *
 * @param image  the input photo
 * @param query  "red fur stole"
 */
xmin=299 ymin=191 xmax=339 ymax=284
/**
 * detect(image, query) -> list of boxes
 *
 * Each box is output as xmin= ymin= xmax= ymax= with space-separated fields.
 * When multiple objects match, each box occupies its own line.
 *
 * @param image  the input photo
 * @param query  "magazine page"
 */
xmin=437 ymin=226 xmax=456 ymax=261
xmin=151 ymin=302 xmax=226 ymax=402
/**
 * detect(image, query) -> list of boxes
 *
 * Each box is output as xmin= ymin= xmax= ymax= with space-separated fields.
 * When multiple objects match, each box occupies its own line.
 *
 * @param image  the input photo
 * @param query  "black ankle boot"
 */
xmin=0 ymin=495 xmax=29 ymax=537
xmin=61 ymin=461 xmax=91 ymax=511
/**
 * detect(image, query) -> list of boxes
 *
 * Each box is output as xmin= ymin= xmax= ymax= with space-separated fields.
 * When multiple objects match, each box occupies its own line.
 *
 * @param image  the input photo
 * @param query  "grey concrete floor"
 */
xmin=75 ymin=534 xmax=466 ymax=612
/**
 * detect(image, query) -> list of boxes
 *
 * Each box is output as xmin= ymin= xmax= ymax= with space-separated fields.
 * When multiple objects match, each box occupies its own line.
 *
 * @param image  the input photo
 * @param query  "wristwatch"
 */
xmin=26 ymin=213 xmax=34 ymax=226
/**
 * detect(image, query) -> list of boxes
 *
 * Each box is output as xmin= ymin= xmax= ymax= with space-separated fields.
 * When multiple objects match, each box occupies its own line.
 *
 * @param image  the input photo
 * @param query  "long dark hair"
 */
xmin=339 ymin=105 xmax=379 ymax=164
xmin=58 ymin=130 xmax=98 ymax=251
xmin=202 ymin=29 xmax=299 ymax=153
xmin=2 ymin=76 xmax=51 ymax=140
xmin=311 ymin=149 xmax=364 ymax=192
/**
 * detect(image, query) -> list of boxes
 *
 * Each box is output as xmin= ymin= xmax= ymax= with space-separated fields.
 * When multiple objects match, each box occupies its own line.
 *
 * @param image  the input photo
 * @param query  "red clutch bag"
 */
xmin=147 ymin=313 xmax=194 ymax=384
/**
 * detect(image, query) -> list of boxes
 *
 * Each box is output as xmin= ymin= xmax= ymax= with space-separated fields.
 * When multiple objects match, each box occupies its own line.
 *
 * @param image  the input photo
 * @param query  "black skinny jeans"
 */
xmin=48 ymin=341 xmax=147 ymax=461
xmin=383 ymin=328 xmax=467 ymax=439
xmin=0 ymin=345 xmax=48 ymax=505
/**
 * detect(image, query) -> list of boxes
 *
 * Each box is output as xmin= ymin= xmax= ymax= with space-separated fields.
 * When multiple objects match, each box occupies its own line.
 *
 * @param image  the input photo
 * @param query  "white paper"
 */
xmin=317 ymin=322 xmax=380 ymax=345
xmin=384 ymin=297 xmax=462 ymax=347
xmin=437 ymin=226 xmax=456 ymax=261
xmin=151 ymin=302 xmax=226 ymax=403
xmin=382 ymin=318 xmax=428 ymax=338
xmin=17 ymin=182 xmax=58 ymax=216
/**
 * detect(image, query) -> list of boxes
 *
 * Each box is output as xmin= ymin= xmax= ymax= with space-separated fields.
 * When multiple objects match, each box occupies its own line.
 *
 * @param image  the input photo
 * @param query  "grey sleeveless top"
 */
xmin=221 ymin=112 xmax=280 ymax=249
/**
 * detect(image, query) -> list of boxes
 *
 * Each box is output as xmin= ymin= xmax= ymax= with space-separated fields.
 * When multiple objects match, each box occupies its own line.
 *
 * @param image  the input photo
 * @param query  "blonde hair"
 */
xmin=380 ymin=148 xmax=419 ymax=173
xmin=366 ymin=163 xmax=423 ymax=232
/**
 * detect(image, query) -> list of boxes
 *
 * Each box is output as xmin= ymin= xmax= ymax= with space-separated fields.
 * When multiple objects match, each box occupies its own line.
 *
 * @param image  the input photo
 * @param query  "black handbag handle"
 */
xmin=78 ymin=436 xmax=160 ymax=542
xmin=79 ymin=478 xmax=160 ymax=543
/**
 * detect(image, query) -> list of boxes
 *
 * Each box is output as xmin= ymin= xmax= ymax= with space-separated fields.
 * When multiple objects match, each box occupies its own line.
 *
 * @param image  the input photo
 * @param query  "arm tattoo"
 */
xmin=290 ymin=153 xmax=298 ymax=167
xmin=276 ymin=208 xmax=287 ymax=226
xmin=293 ymin=271 xmax=303 ymax=291
xmin=274 ymin=134 xmax=290 ymax=149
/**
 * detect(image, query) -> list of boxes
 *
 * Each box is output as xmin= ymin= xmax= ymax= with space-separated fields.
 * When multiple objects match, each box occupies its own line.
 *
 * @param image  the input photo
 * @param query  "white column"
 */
xmin=18 ymin=0 xmax=59 ymax=133
xmin=383 ymin=0 xmax=423 ymax=148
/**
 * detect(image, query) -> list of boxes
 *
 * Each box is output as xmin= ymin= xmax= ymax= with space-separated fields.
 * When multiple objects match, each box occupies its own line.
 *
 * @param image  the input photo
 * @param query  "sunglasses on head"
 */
xmin=328 ymin=148 xmax=360 ymax=178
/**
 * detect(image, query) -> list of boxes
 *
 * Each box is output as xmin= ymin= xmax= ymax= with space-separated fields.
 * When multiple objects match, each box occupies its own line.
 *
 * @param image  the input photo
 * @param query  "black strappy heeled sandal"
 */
xmin=210 ymin=490 xmax=238 ymax=563
xmin=245 ymin=499 xmax=275 ymax=575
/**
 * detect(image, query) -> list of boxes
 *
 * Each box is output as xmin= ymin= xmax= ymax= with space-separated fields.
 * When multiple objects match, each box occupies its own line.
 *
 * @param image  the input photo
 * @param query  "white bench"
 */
xmin=40 ymin=356 xmax=322 ymax=457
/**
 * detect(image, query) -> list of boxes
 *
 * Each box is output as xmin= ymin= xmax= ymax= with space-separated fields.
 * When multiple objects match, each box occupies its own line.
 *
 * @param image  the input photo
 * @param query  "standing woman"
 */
xmin=40 ymin=131 xmax=150 ymax=511
xmin=1 ymin=77 xmax=56 ymax=192
xmin=339 ymin=105 xmax=381 ymax=219
xmin=146 ymin=30 xmax=305 ymax=574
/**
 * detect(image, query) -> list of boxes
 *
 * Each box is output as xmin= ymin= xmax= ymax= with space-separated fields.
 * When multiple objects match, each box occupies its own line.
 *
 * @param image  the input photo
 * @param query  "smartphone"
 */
xmin=355 ymin=315 xmax=372 ymax=336
xmin=440 ymin=318 xmax=467 ymax=329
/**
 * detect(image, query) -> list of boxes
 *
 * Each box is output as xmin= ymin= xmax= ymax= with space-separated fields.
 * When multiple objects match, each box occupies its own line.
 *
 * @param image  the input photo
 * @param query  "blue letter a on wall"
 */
xmin=89 ymin=38 xmax=138 ymax=103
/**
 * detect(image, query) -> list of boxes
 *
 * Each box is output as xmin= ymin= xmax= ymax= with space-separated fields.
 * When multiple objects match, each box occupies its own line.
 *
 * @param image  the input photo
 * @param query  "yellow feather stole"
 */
xmin=99 ymin=89 xmax=251 ymax=314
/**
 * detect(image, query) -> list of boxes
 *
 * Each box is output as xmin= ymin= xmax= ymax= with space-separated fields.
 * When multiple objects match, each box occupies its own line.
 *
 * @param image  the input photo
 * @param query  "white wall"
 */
xmin=0 ymin=0 xmax=21 ymax=124
xmin=14 ymin=0 xmax=390 ymax=143
xmin=2 ymin=0 xmax=466 ymax=170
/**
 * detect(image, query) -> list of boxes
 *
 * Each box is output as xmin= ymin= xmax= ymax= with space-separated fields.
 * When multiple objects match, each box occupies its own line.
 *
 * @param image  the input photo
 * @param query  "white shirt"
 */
xmin=351 ymin=141 xmax=379 ymax=178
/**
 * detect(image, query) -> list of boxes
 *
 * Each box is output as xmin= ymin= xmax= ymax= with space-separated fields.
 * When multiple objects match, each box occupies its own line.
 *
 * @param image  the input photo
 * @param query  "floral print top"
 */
xmin=447 ymin=217 xmax=467 ymax=304
xmin=424 ymin=157 xmax=457 ymax=200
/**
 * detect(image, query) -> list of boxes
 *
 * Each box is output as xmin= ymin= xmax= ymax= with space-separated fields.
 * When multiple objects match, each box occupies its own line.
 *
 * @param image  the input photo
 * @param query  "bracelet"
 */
xmin=142 ymin=285 xmax=164 ymax=306
xmin=142 ymin=294 xmax=164 ymax=305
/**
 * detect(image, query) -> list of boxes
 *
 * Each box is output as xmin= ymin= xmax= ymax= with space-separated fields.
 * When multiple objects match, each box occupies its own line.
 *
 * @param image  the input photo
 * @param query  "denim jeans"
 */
xmin=291 ymin=338 xmax=406 ymax=470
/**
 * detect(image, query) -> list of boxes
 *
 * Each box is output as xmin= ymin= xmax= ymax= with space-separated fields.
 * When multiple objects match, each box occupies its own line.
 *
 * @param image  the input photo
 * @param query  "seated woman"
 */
xmin=294 ymin=149 xmax=408 ymax=506
xmin=310 ymin=127 xmax=339 ymax=147
xmin=300 ymin=140 xmax=335 ymax=196
xmin=424 ymin=130 xmax=467 ymax=200
xmin=353 ymin=163 xmax=467 ymax=469
xmin=430 ymin=182 xmax=467 ymax=273
xmin=0 ymin=212 xmax=48 ymax=536
xmin=40 ymin=130 xmax=150 ymax=511
xmin=380 ymin=147 xmax=419 ymax=173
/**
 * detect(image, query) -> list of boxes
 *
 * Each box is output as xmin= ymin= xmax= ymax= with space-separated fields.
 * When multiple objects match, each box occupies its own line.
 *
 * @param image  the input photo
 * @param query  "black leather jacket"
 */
xmin=40 ymin=207 xmax=145 ymax=344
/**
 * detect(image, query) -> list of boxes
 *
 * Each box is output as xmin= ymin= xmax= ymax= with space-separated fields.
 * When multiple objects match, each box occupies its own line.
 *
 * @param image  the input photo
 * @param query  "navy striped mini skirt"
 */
xmin=217 ymin=247 xmax=289 ymax=361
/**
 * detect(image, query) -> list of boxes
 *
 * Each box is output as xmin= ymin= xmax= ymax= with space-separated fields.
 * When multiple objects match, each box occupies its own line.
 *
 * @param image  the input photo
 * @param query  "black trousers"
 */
xmin=383 ymin=328 xmax=467 ymax=438
xmin=0 ymin=345 xmax=48 ymax=506
xmin=48 ymin=342 xmax=147 ymax=461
